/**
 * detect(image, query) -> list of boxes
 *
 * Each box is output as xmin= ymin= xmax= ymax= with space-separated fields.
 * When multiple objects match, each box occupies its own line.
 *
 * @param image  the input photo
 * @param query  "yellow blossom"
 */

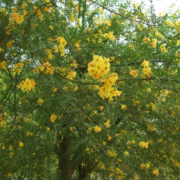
xmin=94 ymin=126 xmax=101 ymax=133
xmin=153 ymin=169 xmax=159 ymax=176
xmin=124 ymin=151 xmax=129 ymax=156
xmin=16 ymin=15 xmax=24 ymax=24
xmin=46 ymin=127 xmax=50 ymax=131
xmin=50 ymin=114 xmax=57 ymax=123
xmin=129 ymin=70 xmax=138 ymax=78
xmin=9 ymin=145 xmax=13 ymax=151
xmin=99 ymin=106 xmax=104 ymax=110
xmin=141 ymin=60 xmax=149 ymax=67
xmin=19 ymin=141 xmax=24 ymax=147
xmin=37 ymin=99 xmax=44 ymax=105
xmin=103 ymin=141 xmax=106 ymax=145
xmin=6 ymin=42 xmax=12 ymax=48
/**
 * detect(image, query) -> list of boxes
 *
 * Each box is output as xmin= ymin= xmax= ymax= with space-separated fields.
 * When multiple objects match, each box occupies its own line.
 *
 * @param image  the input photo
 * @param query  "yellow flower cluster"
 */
xmin=98 ymin=161 xmax=106 ymax=170
xmin=66 ymin=71 xmax=76 ymax=80
xmin=37 ymin=99 xmax=44 ymax=106
xmin=143 ymin=37 xmax=150 ymax=44
xmin=0 ymin=61 xmax=7 ymax=69
xmin=177 ymin=40 xmax=180 ymax=46
xmin=155 ymin=31 xmax=163 ymax=39
xmin=152 ymin=169 xmax=159 ymax=176
xmin=139 ymin=141 xmax=149 ymax=148
xmin=69 ymin=14 xmax=75 ymax=22
xmin=104 ymin=119 xmax=111 ymax=128
xmin=151 ymin=39 xmax=157 ymax=48
xmin=50 ymin=114 xmax=57 ymax=123
xmin=121 ymin=104 xmax=127 ymax=110
xmin=74 ymin=41 xmax=81 ymax=51
xmin=104 ymin=31 xmax=115 ymax=41
xmin=15 ymin=62 xmax=24 ymax=74
xmin=0 ymin=47 xmax=4 ymax=52
xmin=10 ymin=12 xmax=24 ymax=24
xmin=88 ymin=55 xmax=110 ymax=79
xmin=124 ymin=151 xmax=129 ymax=156
xmin=147 ymin=124 xmax=155 ymax=131
xmin=19 ymin=141 xmax=24 ymax=147
xmin=140 ymin=163 xmax=150 ymax=170
xmin=18 ymin=78 xmax=36 ymax=93
xmin=6 ymin=41 xmax=12 ymax=48
xmin=39 ymin=62 xmax=54 ymax=75
xmin=107 ymin=149 xmax=117 ymax=157
xmin=46 ymin=127 xmax=50 ymax=131
xmin=160 ymin=44 xmax=167 ymax=53
xmin=45 ymin=49 xmax=54 ymax=60
xmin=26 ymin=131 xmax=33 ymax=136
xmin=56 ymin=37 xmax=67 ymax=56
xmin=101 ymin=74 xmax=122 ymax=100
xmin=141 ymin=60 xmax=151 ymax=77
xmin=88 ymin=55 xmax=122 ymax=101
xmin=94 ymin=125 xmax=101 ymax=133
xmin=129 ymin=69 xmax=138 ymax=78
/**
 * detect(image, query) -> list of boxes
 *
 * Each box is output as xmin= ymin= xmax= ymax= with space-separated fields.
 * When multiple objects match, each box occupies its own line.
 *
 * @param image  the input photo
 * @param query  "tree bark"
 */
xmin=58 ymin=136 xmax=72 ymax=180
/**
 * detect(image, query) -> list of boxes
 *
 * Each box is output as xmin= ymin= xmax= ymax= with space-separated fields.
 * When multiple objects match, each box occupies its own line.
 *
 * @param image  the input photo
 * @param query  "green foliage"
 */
xmin=1 ymin=0 xmax=180 ymax=179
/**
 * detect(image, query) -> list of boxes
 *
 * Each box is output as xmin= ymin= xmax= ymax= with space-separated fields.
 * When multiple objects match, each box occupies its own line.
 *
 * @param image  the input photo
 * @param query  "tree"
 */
xmin=0 ymin=0 xmax=180 ymax=179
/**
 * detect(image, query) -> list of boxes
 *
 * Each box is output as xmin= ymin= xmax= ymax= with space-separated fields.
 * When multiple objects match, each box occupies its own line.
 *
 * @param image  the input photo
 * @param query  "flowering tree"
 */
xmin=1 ymin=0 xmax=180 ymax=179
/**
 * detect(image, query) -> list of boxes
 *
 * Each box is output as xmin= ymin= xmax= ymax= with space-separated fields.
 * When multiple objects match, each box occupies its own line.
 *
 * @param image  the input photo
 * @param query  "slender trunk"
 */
xmin=58 ymin=136 xmax=72 ymax=180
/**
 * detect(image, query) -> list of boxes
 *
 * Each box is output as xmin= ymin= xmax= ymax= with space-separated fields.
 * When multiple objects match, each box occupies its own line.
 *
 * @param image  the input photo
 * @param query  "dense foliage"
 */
xmin=1 ymin=0 xmax=180 ymax=179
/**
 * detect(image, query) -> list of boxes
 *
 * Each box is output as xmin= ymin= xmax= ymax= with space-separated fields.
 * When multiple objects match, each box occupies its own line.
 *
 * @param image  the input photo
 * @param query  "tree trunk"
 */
xmin=58 ymin=136 xmax=72 ymax=180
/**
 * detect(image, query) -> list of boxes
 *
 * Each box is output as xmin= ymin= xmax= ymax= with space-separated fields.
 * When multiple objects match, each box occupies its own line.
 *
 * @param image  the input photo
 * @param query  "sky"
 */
xmin=132 ymin=0 xmax=180 ymax=15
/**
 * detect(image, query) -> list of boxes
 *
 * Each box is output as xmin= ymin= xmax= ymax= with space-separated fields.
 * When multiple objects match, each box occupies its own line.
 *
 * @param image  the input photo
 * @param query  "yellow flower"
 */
xmin=177 ymin=40 xmax=180 ymax=45
xmin=9 ymin=145 xmax=13 ymax=151
xmin=104 ymin=119 xmax=111 ymax=128
xmin=142 ymin=67 xmax=151 ymax=75
xmin=121 ymin=104 xmax=127 ymax=110
xmin=153 ymin=169 xmax=159 ymax=176
xmin=141 ymin=60 xmax=149 ymax=67
xmin=69 ymin=127 xmax=73 ymax=131
xmin=146 ymin=163 xmax=150 ymax=169
xmin=0 ymin=48 xmax=4 ymax=52
xmin=108 ymin=136 xmax=112 ymax=141
xmin=132 ymin=140 xmax=135 ymax=144
xmin=139 ymin=141 xmax=149 ymax=148
xmin=50 ymin=114 xmax=57 ymax=123
xmin=103 ymin=141 xmax=106 ymax=145
xmin=6 ymin=42 xmax=12 ymax=48
xmin=49 ymin=26 xmax=53 ymax=30
xmin=46 ymin=127 xmax=50 ymax=131
xmin=129 ymin=70 xmax=138 ymax=78
xmin=11 ymin=12 xmax=19 ymax=20
xmin=140 ymin=164 xmax=145 ymax=170
xmin=37 ymin=99 xmax=44 ymax=105
xmin=40 ymin=65 xmax=44 ymax=71
xmin=147 ymin=88 xmax=151 ymax=93
xmin=124 ymin=151 xmax=129 ymax=156
xmin=0 ymin=61 xmax=7 ymax=69
xmin=99 ymin=106 xmax=104 ymax=110
xmin=176 ymin=21 xmax=180 ymax=25
xmin=94 ymin=126 xmax=101 ymax=133
xmin=19 ymin=141 xmax=24 ymax=147
xmin=87 ymin=127 xmax=92 ymax=133
xmin=143 ymin=37 xmax=150 ymax=43
xmin=169 ymin=21 xmax=174 ymax=27
xmin=16 ymin=15 xmax=24 ymax=24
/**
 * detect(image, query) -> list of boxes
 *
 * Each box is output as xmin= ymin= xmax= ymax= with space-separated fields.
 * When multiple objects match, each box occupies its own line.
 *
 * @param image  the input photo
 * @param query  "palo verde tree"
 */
xmin=1 ymin=0 xmax=180 ymax=179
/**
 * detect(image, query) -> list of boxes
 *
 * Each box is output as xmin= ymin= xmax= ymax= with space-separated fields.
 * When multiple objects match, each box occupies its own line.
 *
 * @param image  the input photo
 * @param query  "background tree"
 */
xmin=0 ymin=0 xmax=180 ymax=179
